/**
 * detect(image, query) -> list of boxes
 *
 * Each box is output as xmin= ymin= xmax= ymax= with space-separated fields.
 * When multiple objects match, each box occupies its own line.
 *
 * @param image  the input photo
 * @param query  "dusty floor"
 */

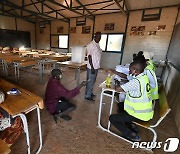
xmin=0 ymin=66 xmax=180 ymax=154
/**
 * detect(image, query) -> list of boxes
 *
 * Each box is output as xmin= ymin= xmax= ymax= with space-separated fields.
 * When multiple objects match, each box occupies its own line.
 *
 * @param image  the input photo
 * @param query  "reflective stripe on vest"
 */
xmin=124 ymin=104 xmax=153 ymax=113
xmin=126 ymin=77 xmax=152 ymax=103
xmin=124 ymin=74 xmax=153 ymax=121
xmin=147 ymin=60 xmax=156 ymax=72
xmin=145 ymin=67 xmax=159 ymax=100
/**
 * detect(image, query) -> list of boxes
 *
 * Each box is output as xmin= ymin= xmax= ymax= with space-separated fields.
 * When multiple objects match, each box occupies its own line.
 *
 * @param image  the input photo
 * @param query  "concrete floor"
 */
xmin=0 ymin=66 xmax=180 ymax=154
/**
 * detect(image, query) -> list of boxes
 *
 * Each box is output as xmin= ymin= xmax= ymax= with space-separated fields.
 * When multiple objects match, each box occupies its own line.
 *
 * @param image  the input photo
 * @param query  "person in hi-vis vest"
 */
xmin=133 ymin=53 xmax=159 ymax=101
xmin=109 ymin=61 xmax=153 ymax=142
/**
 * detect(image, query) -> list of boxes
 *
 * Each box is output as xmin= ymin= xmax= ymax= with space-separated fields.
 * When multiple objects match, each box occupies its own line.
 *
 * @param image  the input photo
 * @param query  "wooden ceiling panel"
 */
xmin=126 ymin=0 xmax=180 ymax=10
xmin=22 ymin=11 xmax=33 ymax=16
xmin=60 ymin=9 xmax=82 ymax=18
xmin=150 ymin=0 xmax=180 ymax=8
xmin=0 ymin=0 xmax=179 ymax=22
xmin=44 ymin=5 xmax=53 ymax=13
xmin=24 ymin=0 xmax=34 ymax=6
xmin=8 ymin=0 xmax=22 ymax=6
xmin=14 ymin=9 xmax=21 ymax=15
xmin=47 ymin=12 xmax=56 ymax=18
xmin=26 ymin=5 xmax=39 ymax=13
xmin=74 ymin=0 xmax=112 ymax=6
xmin=45 ymin=1 xmax=63 ymax=10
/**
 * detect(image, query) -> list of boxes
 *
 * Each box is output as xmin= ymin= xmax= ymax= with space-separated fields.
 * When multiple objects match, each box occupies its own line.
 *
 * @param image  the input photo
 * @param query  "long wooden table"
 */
xmin=0 ymin=78 xmax=44 ymax=154
xmin=14 ymin=60 xmax=37 ymax=81
xmin=57 ymin=61 xmax=87 ymax=86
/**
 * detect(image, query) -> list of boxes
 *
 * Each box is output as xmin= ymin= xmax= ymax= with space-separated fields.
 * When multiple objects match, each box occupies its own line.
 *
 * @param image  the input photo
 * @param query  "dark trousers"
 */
xmin=54 ymin=97 xmax=76 ymax=115
xmin=85 ymin=68 xmax=98 ymax=98
xmin=109 ymin=111 xmax=142 ymax=137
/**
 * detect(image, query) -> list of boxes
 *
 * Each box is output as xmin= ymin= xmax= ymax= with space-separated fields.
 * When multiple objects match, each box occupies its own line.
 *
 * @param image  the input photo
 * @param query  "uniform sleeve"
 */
xmin=146 ymin=70 xmax=156 ymax=89
xmin=121 ymin=79 xmax=140 ymax=92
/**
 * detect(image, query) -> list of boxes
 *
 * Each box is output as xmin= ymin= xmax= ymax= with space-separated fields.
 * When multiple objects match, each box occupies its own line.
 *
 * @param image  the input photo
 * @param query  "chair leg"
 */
xmin=148 ymin=127 xmax=157 ymax=143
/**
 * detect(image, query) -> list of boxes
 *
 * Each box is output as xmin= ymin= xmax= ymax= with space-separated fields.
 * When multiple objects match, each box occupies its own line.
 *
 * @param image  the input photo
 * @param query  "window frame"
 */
xmin=50 ymin=34 xmax=69 ymax=49
xmin=100 ymin=33 xmax=125 ymax=53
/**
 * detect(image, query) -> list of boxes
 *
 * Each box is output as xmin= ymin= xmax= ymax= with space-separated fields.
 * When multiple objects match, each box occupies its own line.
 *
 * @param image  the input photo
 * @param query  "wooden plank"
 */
xmin=57 ymin=61 xmax=87 ymax=68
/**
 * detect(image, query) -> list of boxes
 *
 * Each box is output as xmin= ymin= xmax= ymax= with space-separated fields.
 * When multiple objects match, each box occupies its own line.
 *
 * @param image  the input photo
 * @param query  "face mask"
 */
xmin=55 ymin=74 xmax=62 ymax=80
xmin=129 ymin=74 xmax=136 ymax=80
xmin=129 ymin=70 xmax=136 ymax=79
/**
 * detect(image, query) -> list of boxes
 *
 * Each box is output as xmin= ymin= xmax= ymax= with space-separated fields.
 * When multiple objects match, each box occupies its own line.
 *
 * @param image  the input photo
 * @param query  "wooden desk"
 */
xmin=50 ymin=55 xmax=70 ymax=61
xmin=13 ymin=60 xmax=37 ymax=81
xmin=1 ymin=55 xmax=35 ymax=77
xmin=38 ymin=59 xmax=58 ymax=82
xmin=57 ymin=61 xmax=87 ymax=85
xmin=39 ymin=54 xmax=70 ymax=61
xmin=0 ymin=78 xmax=44 ymax=154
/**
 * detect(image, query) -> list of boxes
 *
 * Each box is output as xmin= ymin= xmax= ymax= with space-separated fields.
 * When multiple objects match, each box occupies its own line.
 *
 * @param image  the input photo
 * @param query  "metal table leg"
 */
xmin=38 ymin=62 xmax=43 ymax=82
xmin=36 ymin=106 xmax=42 ymax=154
xmin=1 ymin=60 xmax=5 ymax=76
xmin=13 ymin=113 xmax=31 ymax=154
xmin=76 ymin=67 xmax=80 ymax=86
xmin=2 ymin=60 xmax=8 ymax=77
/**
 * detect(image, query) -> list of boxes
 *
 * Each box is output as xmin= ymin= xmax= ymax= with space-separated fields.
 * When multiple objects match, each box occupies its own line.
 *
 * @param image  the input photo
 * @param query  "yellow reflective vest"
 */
xmin=124 ymin=74 xmax=154 ymax=121
xmin=145 ymin=65 xmax=159 ymax=100
xmin=147 ymin=59 xmax=156 ymax=72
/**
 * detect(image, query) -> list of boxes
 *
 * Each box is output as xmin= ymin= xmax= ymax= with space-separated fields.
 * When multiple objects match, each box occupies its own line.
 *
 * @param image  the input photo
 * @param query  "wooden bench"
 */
xmin=0 ymin=139 xmax=11 ymax=154
xmin=134 ymin=85 xmax=171 ymax=143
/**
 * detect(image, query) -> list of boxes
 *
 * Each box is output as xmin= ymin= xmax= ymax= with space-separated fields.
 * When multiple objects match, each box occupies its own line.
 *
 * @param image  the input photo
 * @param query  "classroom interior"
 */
xmin=0 ymin=0 xmax=180 ymax=154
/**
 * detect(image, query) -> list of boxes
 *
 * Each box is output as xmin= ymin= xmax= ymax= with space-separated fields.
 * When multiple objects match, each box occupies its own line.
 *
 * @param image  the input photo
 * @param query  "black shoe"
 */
xmin=91 ymin=93 xmax=96 ymax=98
xmin=60 ymin=115 xmax=72 ymax=121
xmin=123 ymin=134 xmax=141 ymax=142
xmin=126 ymin=123 xmax=139 ymax=134
xmin=85 ymin=97 xmax=95 ymax=101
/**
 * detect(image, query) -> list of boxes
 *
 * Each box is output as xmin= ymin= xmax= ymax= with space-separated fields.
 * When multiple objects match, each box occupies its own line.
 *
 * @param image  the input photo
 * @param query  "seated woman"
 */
xmin=109 ymin=61 xmax=153 ymax=142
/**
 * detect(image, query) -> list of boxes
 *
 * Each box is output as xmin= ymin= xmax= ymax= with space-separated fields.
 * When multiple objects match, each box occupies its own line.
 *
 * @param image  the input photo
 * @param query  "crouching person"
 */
xmin=109 ymin=61 xmax=153 ymax=141
xmin=45 ymin=69 xmax=87 ymax=121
